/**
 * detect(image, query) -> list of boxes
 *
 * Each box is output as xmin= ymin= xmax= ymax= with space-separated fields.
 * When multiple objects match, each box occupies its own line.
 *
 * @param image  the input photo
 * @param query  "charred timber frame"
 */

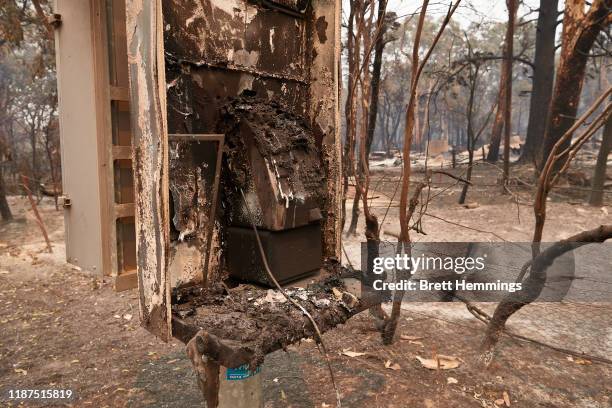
xmin=126 ymin=0 xmax=342 ymax=342
xmin=126 ymin=0 xmax=172 ymax=341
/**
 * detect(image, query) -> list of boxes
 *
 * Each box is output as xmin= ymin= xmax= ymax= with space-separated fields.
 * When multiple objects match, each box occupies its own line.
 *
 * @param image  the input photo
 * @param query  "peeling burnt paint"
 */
xmin=162 ymin=0 xmax=306 ymax=78
xmin=127 ymin=0 xmax=172 ymax=342
xmin=168 ymin=136 xmax=224 ymax=288
xmin=168 ymin=140 xmax=214 ymax=287
xmin=162 ymin=0 xmax=311 ymax=137
xmin=165 ymin=65 xmax=308 ymax=135
xmin=306 ymin=0 xmax=341 ymax=259
xmin=315 ymin=16 xmax=328 ymax=43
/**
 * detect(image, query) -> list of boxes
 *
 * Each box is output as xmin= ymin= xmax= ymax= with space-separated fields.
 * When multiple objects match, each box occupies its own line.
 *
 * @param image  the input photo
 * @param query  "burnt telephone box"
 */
xmin=124 ymin=0 xmax=342 ymax=342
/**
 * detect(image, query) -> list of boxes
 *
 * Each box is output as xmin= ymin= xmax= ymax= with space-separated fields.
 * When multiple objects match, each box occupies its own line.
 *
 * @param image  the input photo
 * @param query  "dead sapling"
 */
xmin=384 ymin=0 xmax=463 ymax=345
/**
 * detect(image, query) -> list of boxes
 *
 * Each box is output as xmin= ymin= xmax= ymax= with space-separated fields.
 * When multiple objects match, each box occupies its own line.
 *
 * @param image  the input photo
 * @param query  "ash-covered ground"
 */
xmin=1 ymin=161 xmax=611 ymax=407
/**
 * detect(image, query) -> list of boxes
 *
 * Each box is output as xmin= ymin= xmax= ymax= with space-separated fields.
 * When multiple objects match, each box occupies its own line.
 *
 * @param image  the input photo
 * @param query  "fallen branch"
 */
xmin=480 ymin=225 xmax=612 ymax=366
xmin=459 ymin=297 xmax=612 ymax=365
xmin=21 ymin=175 xmax=52 ymax=253
xmin=431 ymin=170 xmax=472 ymax=185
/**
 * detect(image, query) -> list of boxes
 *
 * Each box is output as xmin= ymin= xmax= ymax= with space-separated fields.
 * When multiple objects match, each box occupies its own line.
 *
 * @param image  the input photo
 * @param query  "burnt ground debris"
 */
xmin=1 ymin=171 xmax=611 ymax=407
xmin=170 ymin=266 xmax=360 ymax=368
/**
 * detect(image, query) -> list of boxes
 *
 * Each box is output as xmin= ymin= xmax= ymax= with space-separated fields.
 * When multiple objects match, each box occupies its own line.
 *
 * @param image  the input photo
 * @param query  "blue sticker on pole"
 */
xmin=226 ymin=364 xmax=261 ymax=380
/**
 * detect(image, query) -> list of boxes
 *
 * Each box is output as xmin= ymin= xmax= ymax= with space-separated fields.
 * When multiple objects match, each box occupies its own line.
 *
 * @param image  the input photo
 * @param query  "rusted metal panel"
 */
xmin=126 ymin=0 xmax=172 ymax=341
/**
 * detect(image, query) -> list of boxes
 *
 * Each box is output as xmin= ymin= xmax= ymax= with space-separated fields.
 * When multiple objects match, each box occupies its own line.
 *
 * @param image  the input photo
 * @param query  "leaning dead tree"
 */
xmin=480 ymin=225 xmax=612 ymax=364
xmin=480 ymin=87 xmax=612 ymax=364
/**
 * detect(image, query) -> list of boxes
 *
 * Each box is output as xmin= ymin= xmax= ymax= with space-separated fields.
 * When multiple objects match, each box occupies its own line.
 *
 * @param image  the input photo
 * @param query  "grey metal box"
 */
xmin=226 ymin=223 xmax=322 ymax=286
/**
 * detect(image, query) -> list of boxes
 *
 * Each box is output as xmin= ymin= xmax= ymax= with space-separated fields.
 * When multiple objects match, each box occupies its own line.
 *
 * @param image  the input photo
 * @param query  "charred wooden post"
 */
xmin=187 ymin=331 xmax=265 ymax=408
xmin=125 ymin=0 xmax=173 ymax=341
xmin=187 ymin=335 xmax=221 ymax=407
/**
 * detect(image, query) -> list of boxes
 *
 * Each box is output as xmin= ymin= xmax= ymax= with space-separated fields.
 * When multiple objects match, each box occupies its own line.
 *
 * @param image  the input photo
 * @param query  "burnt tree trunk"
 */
xmin=348 ymin=0 xmax=390 ymax=236
xmin=363 ymin=0 xmax=389 ymax=237
xmin=502 ymin=0 xmax=517 ymax=186
xmin=589 ymin=111 xmax=612 ymax=206
xmin=0 ymin=165 xmax=12 ymax=221
xmin=366 ymin=0 xmax=387 ymax=161
xmin=364 ymin=0 xmax=389 ymax=324
xmin=347 ymin=188 xmax=361 ymax=235
xmin=539 ymin=0 xmax=612 ymax=171
xmin=459 ymin=61 xmax=478 ymax=205
xmin=459 ymin=149 xmax=474 ymax=204
xmin=488 ymin=0 xmax=518 ymax=163
xmin=520 ymin=0 xmax=559 ymax=164
xmin=486 ymin=49 xmax=509 ymax=162
xmin=345 ymin=1 xmax=365 ymax=237
xmin=341 ymin=4 xmax=356 ymax=233
xmin=30 ymin=128 xmax=38 ymax=190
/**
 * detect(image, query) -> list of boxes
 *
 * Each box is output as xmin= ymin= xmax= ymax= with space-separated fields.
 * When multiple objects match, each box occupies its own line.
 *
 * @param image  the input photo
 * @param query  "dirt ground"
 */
xmin=1 ymin=163 xmax=611 ymax=407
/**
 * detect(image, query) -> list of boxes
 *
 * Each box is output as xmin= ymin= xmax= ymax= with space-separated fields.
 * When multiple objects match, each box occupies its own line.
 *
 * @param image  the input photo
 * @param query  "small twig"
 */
xmin=423 ymin=212 xmax=510 ymax=242
xmin=240 ymin=189 xmax=342 ymax=407
xmin=431 ymin=170 xmax=472 ymax=185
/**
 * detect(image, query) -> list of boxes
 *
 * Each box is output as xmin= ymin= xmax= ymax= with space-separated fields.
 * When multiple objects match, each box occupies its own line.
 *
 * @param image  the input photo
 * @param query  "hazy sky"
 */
xmin=343 ymin=0 xmax=545 ymax=27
